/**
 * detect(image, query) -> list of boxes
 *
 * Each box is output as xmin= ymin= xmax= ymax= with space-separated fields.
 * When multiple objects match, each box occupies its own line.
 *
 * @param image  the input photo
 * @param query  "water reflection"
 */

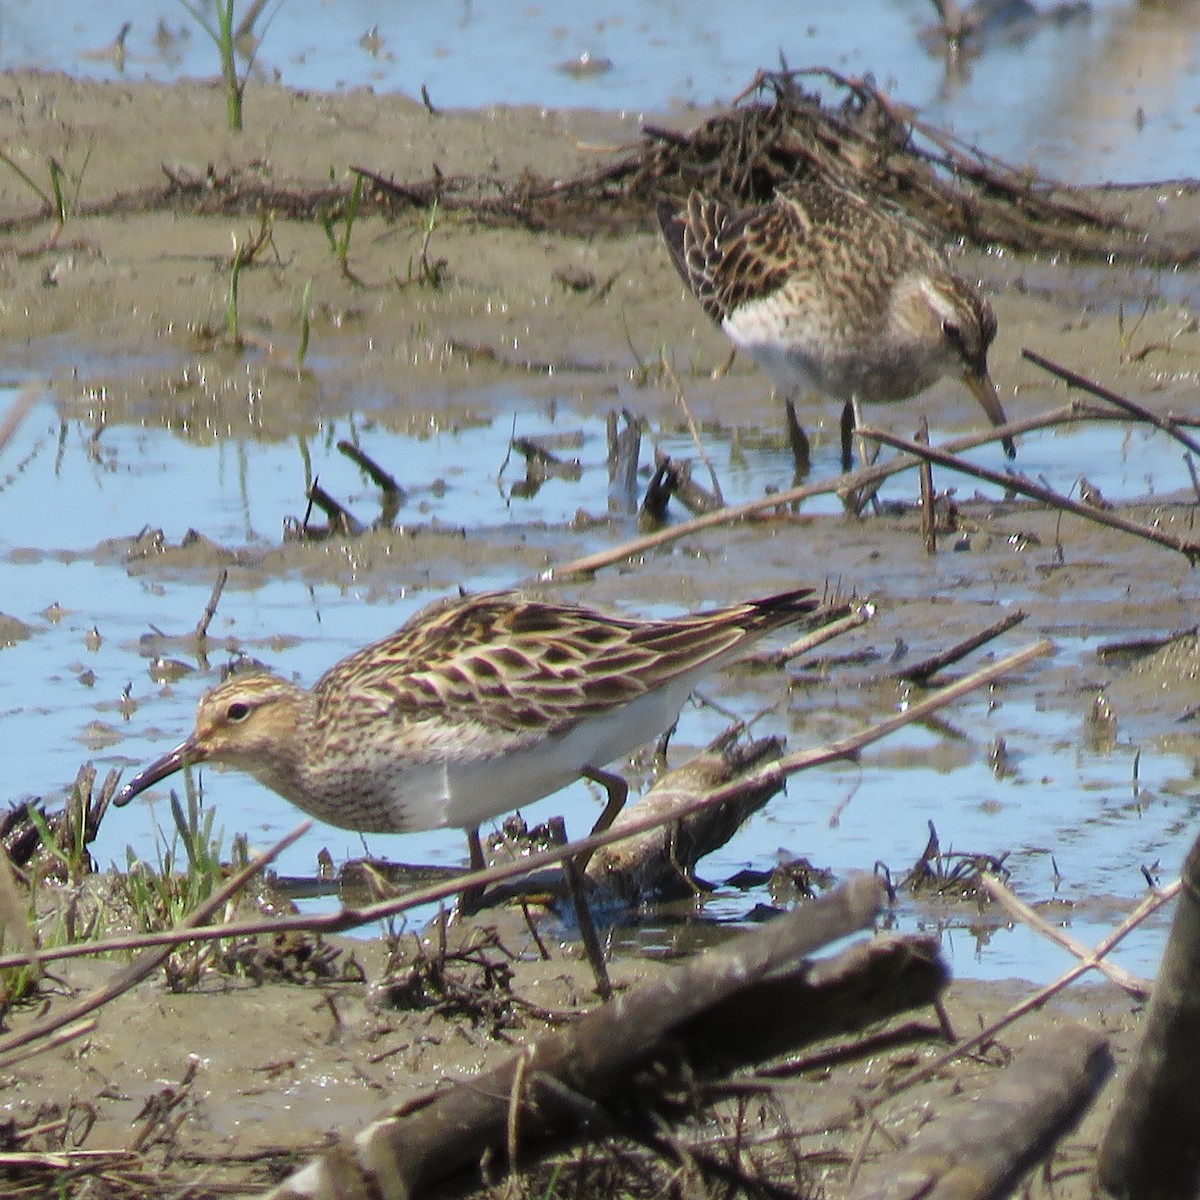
xmin=2 ymin=1 xmax=1200 ymax=181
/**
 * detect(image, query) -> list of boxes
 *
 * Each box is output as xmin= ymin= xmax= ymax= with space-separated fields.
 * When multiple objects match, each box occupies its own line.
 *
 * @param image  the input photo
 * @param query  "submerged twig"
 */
xmin=194 ymin=568 xmax=228 ymax=640
xmin=541 ymin=400 xmax=1114 ymax=583
xmin=303 ymin=482 xmax=365 ymax=538
xmin=891 ymin=610 xmax=1028 ymax=685
xmin=874 ymin=877 xmax=1181 ymax=1108
xmin=979 ymin=873 xmax=1150 ymax=999
xmin=337 ymin=438 xmax=408 ymax=499
xmin=660 ymin=352 xmax=725 ymax=507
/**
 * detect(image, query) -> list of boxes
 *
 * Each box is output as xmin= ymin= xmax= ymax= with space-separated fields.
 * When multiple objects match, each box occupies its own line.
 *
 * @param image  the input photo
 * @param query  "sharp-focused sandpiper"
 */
xmin=657 ymin=176 xmax=1015 ymax=470
xmin=115 ymin=588 xmax=820 ymax=876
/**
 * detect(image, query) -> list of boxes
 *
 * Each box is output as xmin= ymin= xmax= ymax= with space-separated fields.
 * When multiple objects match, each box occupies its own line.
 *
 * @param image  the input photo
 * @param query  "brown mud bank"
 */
xmin=3 ymin=66 xmax=1200 ymax=439
xmin=1 ymin=68 xmax=1200 ymax=1198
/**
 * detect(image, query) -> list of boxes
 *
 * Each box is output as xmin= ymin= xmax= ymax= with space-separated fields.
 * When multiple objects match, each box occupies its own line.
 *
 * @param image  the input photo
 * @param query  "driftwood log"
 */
xmin=264 ymin=874 xmax=901 ymax=1200
xmin=848 ymin=1023 xmax=1112 ymax=1200
xmin=1097 ymin=827 xmax=1200 ymax=1199
xmin=584 ymin=733 xmax=787 ymax=899
xmin=678 ymin=932 xmax=947 ymax=1076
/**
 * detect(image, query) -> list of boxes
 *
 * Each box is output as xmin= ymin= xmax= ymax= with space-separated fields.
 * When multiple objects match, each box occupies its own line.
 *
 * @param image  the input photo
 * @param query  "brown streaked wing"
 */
xmin=774 ymin=179 xmax=946 ymax=276
xmin=311 ymin=591 xmax=812 ymax=738
xmin=659 ymin=194 xmax=805 ymax=324
xmin=708 ymin=200 xmax=808 ymax=318
xmin=311 ymin=593 xmax=645 ymax=735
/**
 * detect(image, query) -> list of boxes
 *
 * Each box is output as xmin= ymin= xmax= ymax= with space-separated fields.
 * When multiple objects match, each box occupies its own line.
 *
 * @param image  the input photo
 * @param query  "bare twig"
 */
xmin=337 ymin=438 xmax=407 ymax=499
xmin=660 ymin=352 xmax=725 ymax=506
xmin=1022 ymin=347 xmax=1200 ymax=458
xmin=891 ymin=610 xmax=1028 ymax=685
xmin=917 ymin=415 xmax=936 ymax=554
xmin=750 ymin=603 xmax=871 ymax=668
xmin=874 ymin=878 xmax=1181 ymax=1107
xmin=194 ymin=568 xmax=228 ymax=640
xmin=859 ymin=425 xmax=1200 ymax=563
xmin=979 ymin=874 xmax=1150 ymax=998
xmin=769 ymin=640 xmax=1051 ymax=779
xmin=0 ymin=1017 xmax=97 ymax=1071
xmin=539 ymin=401 xmax=1107 ymax=583
xmin=550 ymin=816 xmax=611 ymax=1000
xmin=305 ymin=483 xmax=365 ymax=536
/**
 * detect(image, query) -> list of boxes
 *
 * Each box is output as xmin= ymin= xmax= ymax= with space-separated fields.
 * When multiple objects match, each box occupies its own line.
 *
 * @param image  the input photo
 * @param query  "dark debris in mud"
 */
xmin=349 ymin=66 xmax=1199 ymax=262
xmin=6 ymin=71 xmax=1194 ymax=268
xmin=351 ymin=67 xmax=1200 ymax=263
xmin=899 ymin=820 xmax=1011 ymax=899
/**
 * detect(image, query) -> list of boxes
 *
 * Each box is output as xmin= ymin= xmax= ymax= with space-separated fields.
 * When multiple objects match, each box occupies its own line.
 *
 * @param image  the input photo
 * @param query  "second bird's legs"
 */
xmin=841 ymin=397 xmax=885 ymax=516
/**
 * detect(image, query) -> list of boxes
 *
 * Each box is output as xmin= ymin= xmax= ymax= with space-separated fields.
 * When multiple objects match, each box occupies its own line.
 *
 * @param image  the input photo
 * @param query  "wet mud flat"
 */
xmin=2 ymin=69 xmax=1200 ymax=1196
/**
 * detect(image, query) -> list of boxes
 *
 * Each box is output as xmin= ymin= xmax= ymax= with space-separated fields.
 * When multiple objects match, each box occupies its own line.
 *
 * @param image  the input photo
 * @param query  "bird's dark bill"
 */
xmin=113 ymin=740 xmax=193 ymax=807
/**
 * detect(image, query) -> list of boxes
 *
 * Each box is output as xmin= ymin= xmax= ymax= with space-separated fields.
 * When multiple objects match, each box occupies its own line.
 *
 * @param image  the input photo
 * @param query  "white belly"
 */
xmin=433 ymin=674 xmax=698 ymax=830
xmin=298 ymin=674 xmax=703 ymax=834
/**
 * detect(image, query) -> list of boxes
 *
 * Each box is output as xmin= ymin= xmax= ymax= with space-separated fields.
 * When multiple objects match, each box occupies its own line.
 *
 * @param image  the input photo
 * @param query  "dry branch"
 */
xmin=193 ymin=567 xmax=228 ymax=640
xmin=679 ymin=933 xmax=947 ymax=1076
xmin=846 ymin=1023 xmax=1112 ymax=1200
xmin=539 ymin=399 xmax=1138 ymax=583
xmin=859 ymin=426 xmax=1200 ymax=563
xmin=1022 ymin=348 xmax=1200 ymax=459
xmin=876 ymin=879 xmax=1181 ymax=1108
xmin=891 ymin=610 xmax=1027 ymax=684
xmin=749 ymin=600 xmax=869 ymax=668
xmin=979 ymin=874 xmax=1150 ymax=999
xmin=263 ymin=874 xmax=886 ymax=1200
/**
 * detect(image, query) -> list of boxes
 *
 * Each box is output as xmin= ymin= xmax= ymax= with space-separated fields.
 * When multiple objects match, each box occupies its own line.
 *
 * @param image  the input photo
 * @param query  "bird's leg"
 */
xmin=784 ymin=398 xmax=811 ymax=479
xmin=468 ymin=825 xmax=486 ymax=871
xmin=840 ymin=399 xmax=855 ymax=474
xmin=711 ymin=345 xmax=737 ymax=380
xmin=458 ymin=825 xmax=487 ymax=914
xmin=576 ymin=765 xmax=629 ymax=872
xmin=843 ymin=396 xmax=885 ymax=517
xmin=852 ymin=397 xmax=880 ymax=473
xmin=584 ymin=766 xmax=629 ymax=835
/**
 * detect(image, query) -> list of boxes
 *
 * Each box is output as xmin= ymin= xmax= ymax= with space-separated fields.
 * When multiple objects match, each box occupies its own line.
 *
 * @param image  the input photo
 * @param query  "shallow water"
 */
xmin=5 ymin=0 xmax=1200 ymax=183
xmin=3 ymin=373 xmax=1196 ymax=983
xmin=3 ymin=1 xmax=1200 ymax=986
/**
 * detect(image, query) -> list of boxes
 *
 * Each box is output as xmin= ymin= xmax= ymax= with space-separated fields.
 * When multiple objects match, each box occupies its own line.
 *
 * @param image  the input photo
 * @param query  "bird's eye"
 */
xmin=942 ymin=320 xmax=963 ymax=348
xmin=227 ymin=701 xmax=251 ymax=722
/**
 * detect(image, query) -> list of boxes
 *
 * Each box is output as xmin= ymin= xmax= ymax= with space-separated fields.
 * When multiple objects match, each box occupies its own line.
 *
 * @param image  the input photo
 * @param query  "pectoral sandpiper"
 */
xmin=115 ymin=588 xmax=820 ymax=881
xmin=657 ymin=176 xmax=1015 ymax=471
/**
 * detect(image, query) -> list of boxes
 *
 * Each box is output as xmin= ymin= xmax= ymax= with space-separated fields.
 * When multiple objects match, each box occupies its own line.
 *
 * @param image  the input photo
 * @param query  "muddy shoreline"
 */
xmin=2 ymin=70 xmax=1199 ymax=1196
